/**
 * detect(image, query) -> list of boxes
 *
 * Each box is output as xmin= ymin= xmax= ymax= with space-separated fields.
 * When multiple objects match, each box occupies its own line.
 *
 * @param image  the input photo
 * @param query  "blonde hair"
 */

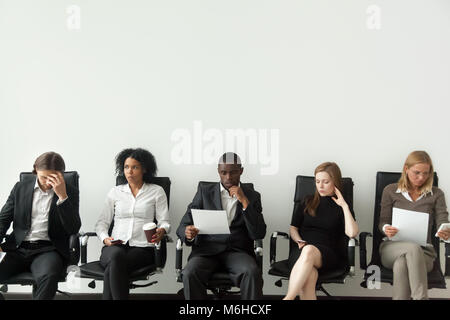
xmin=305 ymin=162 xmax=342 ymax=217
xmin=397 ymin=151 xmax=434 ymax=194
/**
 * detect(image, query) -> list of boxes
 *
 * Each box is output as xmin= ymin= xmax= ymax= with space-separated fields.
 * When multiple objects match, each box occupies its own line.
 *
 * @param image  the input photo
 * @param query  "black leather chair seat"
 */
xmin=268 ymin=260 xmax=289 ymax=277
xmin=2 ymin=273 xmax=35 ymax=285
xmin=268 ymin=259 xmax=349 ymax=284
xmin=318 ymin=267 xmax=349 ymax=283
xmin=79 ymin=261 xmax=156 ymax=281
xmin=364 ymin=263 xmax=446 ymax=289
xmin=2 ymin=272 xmax=66 ymax=286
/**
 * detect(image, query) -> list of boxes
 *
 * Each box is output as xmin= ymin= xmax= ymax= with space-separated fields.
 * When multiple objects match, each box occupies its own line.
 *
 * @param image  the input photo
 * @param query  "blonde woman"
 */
xmin=379 ymin=150 xmax=450 ymax=300
xmin=283 ymin=162 xmax=358 ymax=300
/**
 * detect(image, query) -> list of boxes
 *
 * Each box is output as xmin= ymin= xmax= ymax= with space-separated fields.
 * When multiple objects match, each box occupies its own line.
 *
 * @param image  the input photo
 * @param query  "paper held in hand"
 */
xmin=391 ymin=207 xmax=429 ymax=247
xmin=191 ymin=209 xmax=231 ymax=235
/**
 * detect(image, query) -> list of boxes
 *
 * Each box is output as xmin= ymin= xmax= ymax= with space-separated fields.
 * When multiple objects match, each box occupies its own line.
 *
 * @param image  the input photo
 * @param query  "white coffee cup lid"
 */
xmin=143 ymin=222 xmax=157 ymax=230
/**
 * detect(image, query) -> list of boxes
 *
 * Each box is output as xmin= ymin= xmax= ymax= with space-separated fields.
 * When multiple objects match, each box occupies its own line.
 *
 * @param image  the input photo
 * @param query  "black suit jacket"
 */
xmin=176 ymin=182 xmax=266 ymax=259
xmin=0 ymin=175 xmax=81 ymax=262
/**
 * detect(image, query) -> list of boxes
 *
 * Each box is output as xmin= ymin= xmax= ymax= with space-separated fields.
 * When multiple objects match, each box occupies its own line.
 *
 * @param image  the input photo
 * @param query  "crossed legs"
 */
xmin=284 ymin=245 xmax=322 ymax=300
xmin=380 ymin=241 xmax=434 ymax=300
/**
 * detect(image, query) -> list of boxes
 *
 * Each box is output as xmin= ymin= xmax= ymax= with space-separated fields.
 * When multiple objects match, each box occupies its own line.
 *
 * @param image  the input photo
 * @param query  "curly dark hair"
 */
xmin=115 ymin=148 xmax=157 ymax=183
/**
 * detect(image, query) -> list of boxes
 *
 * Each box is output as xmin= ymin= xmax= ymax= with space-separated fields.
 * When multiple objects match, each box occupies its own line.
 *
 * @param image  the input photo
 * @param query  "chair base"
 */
xmin=272 ymin=277 xmax=341 ymax=299
xmin=87 ymin=279 xmax=159 ymax=290
xmin=317 ymin=284 xmax=339 ymax=299
xmin=130 ymin=281 xmax=158 ymax=289
xmin=209 ymin=287 xmax=240 ymax=300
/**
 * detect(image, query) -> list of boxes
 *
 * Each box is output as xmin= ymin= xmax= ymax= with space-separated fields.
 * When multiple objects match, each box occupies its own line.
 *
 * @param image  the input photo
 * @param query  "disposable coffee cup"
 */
xmin=143 ymin=222 xmax=157 ymax=243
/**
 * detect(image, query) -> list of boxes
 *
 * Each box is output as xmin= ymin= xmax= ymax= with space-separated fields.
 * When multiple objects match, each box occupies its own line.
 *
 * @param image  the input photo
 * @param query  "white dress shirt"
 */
xmin=95 ymin=183 xmax=170 ymax=247
xmin=24 ymin=180 xmax=67 ymax=241
xmin=220 ymin=183 xmax=239 ymax=226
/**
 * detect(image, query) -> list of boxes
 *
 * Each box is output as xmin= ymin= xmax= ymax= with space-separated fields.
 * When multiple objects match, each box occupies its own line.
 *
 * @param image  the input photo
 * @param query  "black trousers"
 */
xmin=0 ymin=242 xmax=64 ymax=300
xmin=99 ymin=244 xmax=155 ymax=300
xmin=181 ymin=251 xmax=263 ymax=300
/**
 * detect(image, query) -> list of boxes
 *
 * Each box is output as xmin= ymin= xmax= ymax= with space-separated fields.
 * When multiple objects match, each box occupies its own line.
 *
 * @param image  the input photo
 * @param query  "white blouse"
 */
xmin=95 ymin=183 xmax=170 ymax=247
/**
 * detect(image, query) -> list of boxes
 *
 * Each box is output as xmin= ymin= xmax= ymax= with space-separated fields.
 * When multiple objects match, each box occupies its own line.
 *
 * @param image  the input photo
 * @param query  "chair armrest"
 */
xmin=175 ymin=238 xmax=183 ymax=281
xmin=69 ymin=233 xmax=81 ymax=266
xmin=155 ymin=235 xmax=171 ymax=271
xmin=79 ymin=231 xmax=98 ymax=264
xmin=254 ymin=239 xmax=263 ymax=270
xmin=254 ymin=239 xmax=263 ymax=255
xmin=359 ymin=232 xmax=372 ymax=270
xmin=347 ymin=238 xmax=356 ymax=276
xmin=270 ymin=231 xmax=289 ymax=266
xmin=444 ymin=241 xmax=450 ymax=277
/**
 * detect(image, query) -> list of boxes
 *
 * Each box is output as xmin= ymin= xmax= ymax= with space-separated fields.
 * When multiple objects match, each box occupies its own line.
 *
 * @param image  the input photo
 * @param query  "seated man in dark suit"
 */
xmin=176 ymin=152 xmax=266 ymax=300
xmin=0 ymin=152 xmax=81 ymax=299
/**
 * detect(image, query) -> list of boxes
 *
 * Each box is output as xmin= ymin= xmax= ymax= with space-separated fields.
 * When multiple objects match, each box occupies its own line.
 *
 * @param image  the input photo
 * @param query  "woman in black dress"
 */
xmin=283 ymin=162 xmax=359 ymax=300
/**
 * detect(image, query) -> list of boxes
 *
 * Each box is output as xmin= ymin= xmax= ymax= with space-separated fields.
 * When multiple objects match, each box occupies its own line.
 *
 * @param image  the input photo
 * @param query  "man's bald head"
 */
xmin=217 ymin=152 xmax=243 ymax=189
xmin=218 ymin=152 xmax=242 ymax=166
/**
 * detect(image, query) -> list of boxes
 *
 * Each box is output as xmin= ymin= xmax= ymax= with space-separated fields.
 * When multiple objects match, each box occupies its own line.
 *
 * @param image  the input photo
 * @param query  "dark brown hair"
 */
xmin=304 ymin=162 xmax=342 ymax=217
xmin=32 ymin=152 xmax=66 ymax=174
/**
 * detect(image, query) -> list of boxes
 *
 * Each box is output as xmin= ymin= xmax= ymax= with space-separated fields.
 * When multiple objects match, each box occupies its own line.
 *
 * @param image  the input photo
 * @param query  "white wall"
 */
xmin=1 ymin=0 xmax=449 ymax=298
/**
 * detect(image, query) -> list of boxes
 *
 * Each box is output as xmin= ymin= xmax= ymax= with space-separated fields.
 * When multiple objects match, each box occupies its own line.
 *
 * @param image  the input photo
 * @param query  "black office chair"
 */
xmin=0 ymin=171 xmax=81 ymax=300
xmin=268 ymin=175 xmax=357 ymax=298
xmin=175 ymin=182 xmax=264 ymax=299
xmin=359 ymin=171 xmax=449 ymax=290
xmin=76 ymin=176 xmax=172 ymax=292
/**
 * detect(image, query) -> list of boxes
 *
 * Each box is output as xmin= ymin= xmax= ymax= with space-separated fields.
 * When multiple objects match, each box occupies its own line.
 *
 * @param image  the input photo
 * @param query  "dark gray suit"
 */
xmin=0 ymin=175 xmax=80 ymax=299
xmin=176 ymin=182 xmax=266 ymax=299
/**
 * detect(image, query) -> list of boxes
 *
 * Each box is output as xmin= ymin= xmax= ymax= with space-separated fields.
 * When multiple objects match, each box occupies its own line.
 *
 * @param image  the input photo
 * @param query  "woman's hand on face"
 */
xmin=332 ymin=187 xmax=348 ymax=208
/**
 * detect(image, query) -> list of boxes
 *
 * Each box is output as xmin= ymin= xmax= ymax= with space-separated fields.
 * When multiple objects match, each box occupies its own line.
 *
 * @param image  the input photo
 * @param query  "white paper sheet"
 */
xmin=191 ymin=209 xmax=230 ymax=235
xmin=391 ymin=207 xmax=429 ymax=246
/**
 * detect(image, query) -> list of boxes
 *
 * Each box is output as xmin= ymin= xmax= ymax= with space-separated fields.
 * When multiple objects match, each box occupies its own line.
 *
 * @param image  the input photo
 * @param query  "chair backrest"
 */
xmin=369 ymin=171 xmax=439 ymax=266
xmin=291 ymin=175 xmax=355 ymax=263
xmin=20 ymin=171 xmax=80 ymax=265
xmin=293 ymin=176 xmax=354 ymax=211
xmin=20 ymin=171 xmax=79 ymax=189
xmin=114 ymin=176 xmax=172 ymax=269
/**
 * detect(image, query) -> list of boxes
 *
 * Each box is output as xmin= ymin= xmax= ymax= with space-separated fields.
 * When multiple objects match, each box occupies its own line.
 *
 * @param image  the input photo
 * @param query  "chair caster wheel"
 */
xmin=88 ymin=280 xmax=96 ymax=289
